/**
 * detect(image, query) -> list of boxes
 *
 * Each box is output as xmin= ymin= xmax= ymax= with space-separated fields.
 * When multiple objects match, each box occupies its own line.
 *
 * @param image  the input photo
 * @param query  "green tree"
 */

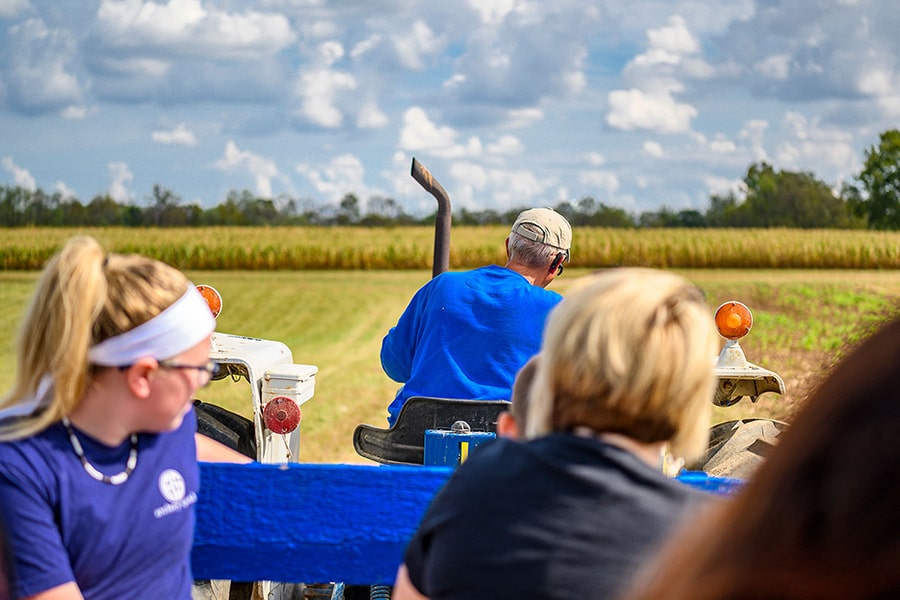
xmin=738 ymin=162 xmax=852 ymax=228
xmin=336 ymin=193 xmax=361 ymax=224
xmin=0 ymin=186 xmax=30 ymax=226
xmin=87 ymin=194 xmax=125 ymax=225
xmin=855 ymin=129 xmax=900 ymax=230
xmin=147 ymin=185 xmax=187 ymax=226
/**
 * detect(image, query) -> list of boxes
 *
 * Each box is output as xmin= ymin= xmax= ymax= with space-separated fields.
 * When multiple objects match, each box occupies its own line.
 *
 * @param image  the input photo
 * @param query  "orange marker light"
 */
xmin=714 ymin=301 xmax=752 ymax=340
xmin=196 ymin=284 xmax=223 ymax=319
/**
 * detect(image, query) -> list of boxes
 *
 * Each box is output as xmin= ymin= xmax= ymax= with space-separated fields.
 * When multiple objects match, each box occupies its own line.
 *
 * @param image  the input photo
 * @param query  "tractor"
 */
xmin=190 ymin=159 xmax=788 ymax=600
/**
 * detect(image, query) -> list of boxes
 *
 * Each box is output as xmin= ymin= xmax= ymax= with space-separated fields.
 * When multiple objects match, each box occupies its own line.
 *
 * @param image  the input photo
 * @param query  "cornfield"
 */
xmin=1 ymin=226 xmax=898 ymax=270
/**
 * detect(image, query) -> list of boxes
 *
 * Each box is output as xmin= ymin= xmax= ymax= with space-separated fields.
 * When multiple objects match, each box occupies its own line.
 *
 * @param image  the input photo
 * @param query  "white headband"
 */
xmin=89 ymin=285 xmax=216 ymax=366
xmin=0 ymin=287 xmax=215 ymax=421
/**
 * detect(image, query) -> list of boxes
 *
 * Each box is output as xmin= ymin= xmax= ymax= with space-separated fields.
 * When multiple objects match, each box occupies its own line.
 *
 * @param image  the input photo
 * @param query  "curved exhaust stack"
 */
xmin=411 ymin=157 xmax=451 ymax=278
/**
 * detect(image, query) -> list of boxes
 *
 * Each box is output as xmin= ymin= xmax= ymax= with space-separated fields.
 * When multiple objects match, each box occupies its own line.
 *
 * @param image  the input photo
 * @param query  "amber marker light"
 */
xmin=714 ymin=301 xmax=752 ymax=340
xmin=196 ymin=284 xmax=223 ymax=319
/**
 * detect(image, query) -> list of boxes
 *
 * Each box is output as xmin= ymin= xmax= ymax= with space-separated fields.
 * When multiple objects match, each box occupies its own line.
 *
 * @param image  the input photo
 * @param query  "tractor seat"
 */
xmin=353 ymin=396 xmax=510 ymax=465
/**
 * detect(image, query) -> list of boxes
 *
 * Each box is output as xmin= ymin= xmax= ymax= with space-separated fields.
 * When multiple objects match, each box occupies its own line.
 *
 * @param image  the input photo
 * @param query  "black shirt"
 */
xmin=404 ymin=434 xmax=710 ymax=600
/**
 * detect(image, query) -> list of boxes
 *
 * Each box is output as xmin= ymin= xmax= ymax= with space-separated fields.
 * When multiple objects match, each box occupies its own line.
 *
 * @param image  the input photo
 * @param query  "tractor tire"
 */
xmin=689 ymin=418 xmax=789 ymax=480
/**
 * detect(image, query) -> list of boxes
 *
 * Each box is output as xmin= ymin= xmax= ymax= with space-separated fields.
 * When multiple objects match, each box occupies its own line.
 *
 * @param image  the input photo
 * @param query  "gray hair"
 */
xmin=508 ymin=230 xmax=561 ymax=269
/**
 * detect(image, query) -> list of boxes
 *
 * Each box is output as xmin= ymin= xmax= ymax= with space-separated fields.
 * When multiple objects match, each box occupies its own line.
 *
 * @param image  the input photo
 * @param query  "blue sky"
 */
xmin=1 ymin=0 xmax=898 ymax=217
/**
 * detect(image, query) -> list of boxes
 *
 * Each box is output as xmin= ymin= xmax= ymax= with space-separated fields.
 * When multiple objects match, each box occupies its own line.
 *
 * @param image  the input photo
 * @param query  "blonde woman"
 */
xmin=394 ymin=268 xmax=720 ymax=600
xmin=0 ymin=236 xmax=245 ymax=600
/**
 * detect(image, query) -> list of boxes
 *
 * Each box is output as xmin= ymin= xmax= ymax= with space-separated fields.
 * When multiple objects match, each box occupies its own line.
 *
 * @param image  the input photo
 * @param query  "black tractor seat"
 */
xmin=353 ymin=396 xmax=511 ymax=465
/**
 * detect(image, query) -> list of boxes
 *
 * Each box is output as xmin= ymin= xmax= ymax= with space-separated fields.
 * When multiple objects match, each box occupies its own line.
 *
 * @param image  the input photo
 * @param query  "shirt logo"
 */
xmin=158 ymin=469 xmax=186 ymax=502
xmin=154 ymin=468 xmax=197 ymax=519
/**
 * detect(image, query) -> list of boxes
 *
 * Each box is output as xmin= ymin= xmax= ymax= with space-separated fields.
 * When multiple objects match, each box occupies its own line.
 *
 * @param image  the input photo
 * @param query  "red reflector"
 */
xmin=263 ymin=396 xmax=301 ymax=434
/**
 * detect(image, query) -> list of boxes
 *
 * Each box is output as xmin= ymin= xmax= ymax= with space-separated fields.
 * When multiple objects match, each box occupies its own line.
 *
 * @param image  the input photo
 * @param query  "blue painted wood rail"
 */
xmin=191 ymin=462 xmax=453 ymax=585
xmin=191 ymin=463 xmax=742 ymax=586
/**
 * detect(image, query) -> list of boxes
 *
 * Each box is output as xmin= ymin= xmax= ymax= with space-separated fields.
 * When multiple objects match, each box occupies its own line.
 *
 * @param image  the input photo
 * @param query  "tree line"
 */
xmin=3 ymin=130 xmax=899 ymax=230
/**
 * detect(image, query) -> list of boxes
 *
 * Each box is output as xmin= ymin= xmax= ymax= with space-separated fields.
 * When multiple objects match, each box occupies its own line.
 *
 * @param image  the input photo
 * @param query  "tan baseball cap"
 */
xmin=511 ymin=208 xmax=572 ymax=257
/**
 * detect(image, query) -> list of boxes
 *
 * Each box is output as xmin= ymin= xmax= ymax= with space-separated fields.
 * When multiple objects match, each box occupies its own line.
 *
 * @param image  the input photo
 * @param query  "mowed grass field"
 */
xmin=1 ymin=261 xmax=898 ymax=464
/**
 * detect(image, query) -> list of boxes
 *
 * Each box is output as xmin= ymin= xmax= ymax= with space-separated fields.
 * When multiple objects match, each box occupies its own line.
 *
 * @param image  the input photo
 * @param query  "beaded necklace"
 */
xmin=61 ymin=416 xmax=138 ymax=485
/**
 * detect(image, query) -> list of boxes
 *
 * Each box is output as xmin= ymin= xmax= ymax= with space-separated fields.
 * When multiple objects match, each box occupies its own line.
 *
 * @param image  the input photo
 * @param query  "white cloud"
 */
xmin=214 ymin=141 xmax=279 ymax=198
xmin=295 ymin=153 xmax=366 ymax=201
xmin=447 ymin=162 xmax=551 ymax=210
xmin=708 ymin=135 xmax=736 ymax=153
xmin=350 ymin=34 xmax=382 ymax=59
xmin=627 ymin=15 xmax=711 ymax=78
xmin=486 ymin=135 xmax=523 ymax=156
xmin=2 ymin=156 xmax=36 ymax=191
xmin=584 ymin=152 xmax=606 ymax=166
xmin=95 ymin=0 xmax=296 ymax=58
xmin=5 ymin=18 xmax=82 ymax=111
xmin=391 ymin=20 xmax=442 ymax=70
xmin=774 ymin=112 xmax=856 ymax=174
xmin=704 ymin=174 xmax=742 ymax=198
xmin=606 ymin=87 xmax=697 ymax=133
xmin=579 ymin=170 xmax=620 ymax=194
xmin=857 ymin=66 xmax=894 ymax=96
xmin=505 ymin=108 xmax=544 ymax=128
xmin=293 ymin=41 xmax=357 ymax=128
xmin=648 ymin=15 xmax=701 ymax=55
xmin=398 ymin=107 xmax=483 ymax=159
xmin=294 ymin=68 xmax=357 ymax=128
xmin=642 ymin=141 xmax=664 ymax=157
xmin=856 ymin=66 xmax=900 ymax=118
xmin=54 ymin=180 xmax=78 ymax=200
xmin=94 ymin=56 xmax=170 ymax=78
xmin=356 ymin=100 xmax=388 ymax=129
xmin=0 ymin=0 xmax=30 ymax=18
xmin=108 ymin=161 xmax=133 ymax=203
xmin=755 ymin=54 xmax=792 ymax=80
xmin=151 ymin=122 xmax=198 ymax=146
xmin=61 ymin=105 xmax=90 ymax=119
xmin=467 ymin=0 xmax=516 ymax=25
xmin=447 ymin=5 xmax=593 ymax=107
xmin=738 ymin=120 xmax=770 ymax=163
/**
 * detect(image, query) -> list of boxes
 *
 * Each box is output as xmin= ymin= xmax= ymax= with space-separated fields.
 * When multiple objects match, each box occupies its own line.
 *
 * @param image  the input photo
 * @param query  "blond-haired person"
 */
xmin=394 ymin=268 xmax=719 ymax=600
xmin=0 ymin=236 xmax=246 ymax=600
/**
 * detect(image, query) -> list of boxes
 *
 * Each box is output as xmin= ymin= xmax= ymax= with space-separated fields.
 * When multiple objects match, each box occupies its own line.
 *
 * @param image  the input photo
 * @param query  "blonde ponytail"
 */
xmin=0 ymin=236 xmax=189 ymax=441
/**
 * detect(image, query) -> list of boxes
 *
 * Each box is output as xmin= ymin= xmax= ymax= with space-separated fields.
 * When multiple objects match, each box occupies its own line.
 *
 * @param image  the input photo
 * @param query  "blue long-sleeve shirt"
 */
xmin=381 ymin=265 xmax=562 ymax=425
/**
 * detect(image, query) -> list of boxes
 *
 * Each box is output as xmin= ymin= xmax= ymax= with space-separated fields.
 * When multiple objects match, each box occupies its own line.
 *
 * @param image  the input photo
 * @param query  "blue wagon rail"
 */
xmin=191 ymin=462 xmax=742 ymax=586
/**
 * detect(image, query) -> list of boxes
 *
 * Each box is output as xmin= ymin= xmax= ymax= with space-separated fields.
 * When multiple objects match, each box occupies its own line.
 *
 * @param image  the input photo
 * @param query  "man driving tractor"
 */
xmin=380 ymin=207 xmax=573 ymax=426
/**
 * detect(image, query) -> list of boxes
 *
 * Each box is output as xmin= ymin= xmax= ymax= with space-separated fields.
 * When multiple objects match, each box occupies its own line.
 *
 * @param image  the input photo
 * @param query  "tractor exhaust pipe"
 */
xmin=411 ymin=157 xmax=451 ymax=278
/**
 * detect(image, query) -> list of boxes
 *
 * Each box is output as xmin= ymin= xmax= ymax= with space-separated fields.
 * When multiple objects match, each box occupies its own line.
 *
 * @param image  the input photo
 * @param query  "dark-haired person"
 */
xmin=620 ymin=316 xmax=900 ymax=600
xmin=393 ymin=268 xmax=720 ymax=600
xmin=381 ymin=207 xmax=572 ymax=426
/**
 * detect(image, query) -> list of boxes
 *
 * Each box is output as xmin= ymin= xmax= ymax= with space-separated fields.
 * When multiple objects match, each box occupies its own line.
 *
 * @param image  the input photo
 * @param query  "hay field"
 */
xmin=1 ymin=226 xmax=899 ymax=269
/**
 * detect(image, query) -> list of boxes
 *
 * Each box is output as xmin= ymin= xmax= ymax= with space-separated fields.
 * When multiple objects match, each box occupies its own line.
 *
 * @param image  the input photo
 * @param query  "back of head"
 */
xmin=508 ymin=207 xmax=572 ymax=269
xmin=0 ymin=236 xmax=191 ymax=440
xmin=510 ymin=355 xmax=540 ymax=431
xmin=525 ymin=268 xmax=718 ymax=462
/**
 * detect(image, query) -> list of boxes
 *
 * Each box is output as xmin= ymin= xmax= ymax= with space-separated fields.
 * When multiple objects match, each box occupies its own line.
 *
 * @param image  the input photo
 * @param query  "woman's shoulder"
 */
xmin=0 ymin=423 xmax=66 ymax=487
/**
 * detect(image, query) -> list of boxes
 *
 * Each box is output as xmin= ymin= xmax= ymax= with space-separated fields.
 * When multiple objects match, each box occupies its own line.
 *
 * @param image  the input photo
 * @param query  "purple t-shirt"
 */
xmin=0 ymin=410 xmax=199 ymax=600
